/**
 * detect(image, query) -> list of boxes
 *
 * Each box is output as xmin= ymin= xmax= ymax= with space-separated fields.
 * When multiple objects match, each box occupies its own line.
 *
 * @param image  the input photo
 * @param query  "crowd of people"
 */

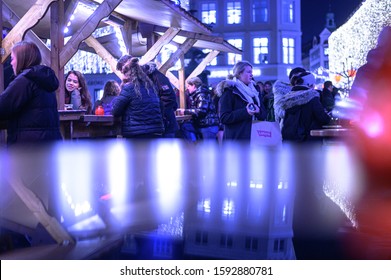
xmin=1 ymin=38 xmax=365 ymax=147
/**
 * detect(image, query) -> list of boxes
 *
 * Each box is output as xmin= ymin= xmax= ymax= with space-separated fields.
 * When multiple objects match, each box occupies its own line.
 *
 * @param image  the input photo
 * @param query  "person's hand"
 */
xmin=176 ymin=109 xmax=185 ymax=116
xmin=247 ymin=103 xmax=260 ymax=116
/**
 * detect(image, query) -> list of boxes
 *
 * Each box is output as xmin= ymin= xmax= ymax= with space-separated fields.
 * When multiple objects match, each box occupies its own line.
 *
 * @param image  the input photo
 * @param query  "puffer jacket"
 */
xmin=216 ymin=79 xmax=267 ymax=140
xmin=0 ymin=65 xmax=62 ymax=145
xmin=186 ymin=86 xmax=219 ymax=128
xmin=111 ymin=81 xmax=164 ymax=137
xmin=279 ymin=86 xmax=331 ymax=142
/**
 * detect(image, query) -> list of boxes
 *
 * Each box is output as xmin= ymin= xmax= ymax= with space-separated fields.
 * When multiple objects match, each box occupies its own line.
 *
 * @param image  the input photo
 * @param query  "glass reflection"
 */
xmin=0 ymin=140 xmax=364 ymax=260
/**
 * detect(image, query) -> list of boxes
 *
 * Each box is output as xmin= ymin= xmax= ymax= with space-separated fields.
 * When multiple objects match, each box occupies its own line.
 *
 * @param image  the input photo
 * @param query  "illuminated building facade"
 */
xmin=188 ymin=0 xmax=303 ymax=85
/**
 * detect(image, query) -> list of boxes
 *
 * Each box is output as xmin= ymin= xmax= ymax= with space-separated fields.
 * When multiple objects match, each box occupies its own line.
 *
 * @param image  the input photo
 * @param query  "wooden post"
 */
xmin=50 ymin=0 xmax=65 ymax=110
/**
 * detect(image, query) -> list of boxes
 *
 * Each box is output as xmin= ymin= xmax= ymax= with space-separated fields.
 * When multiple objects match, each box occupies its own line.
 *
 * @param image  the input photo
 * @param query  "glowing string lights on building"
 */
xmin=329 ymin=0 xmax=391 ymax=90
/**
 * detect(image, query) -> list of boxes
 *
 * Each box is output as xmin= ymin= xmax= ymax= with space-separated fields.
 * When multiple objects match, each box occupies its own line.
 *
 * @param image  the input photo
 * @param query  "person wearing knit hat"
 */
xmin=276 ymin=70 xmax=331 ymax=142
xmin=288 ymin=67 xmax=307 ymax=80
xmin=292 ymin=71 xmax=316 ymax=88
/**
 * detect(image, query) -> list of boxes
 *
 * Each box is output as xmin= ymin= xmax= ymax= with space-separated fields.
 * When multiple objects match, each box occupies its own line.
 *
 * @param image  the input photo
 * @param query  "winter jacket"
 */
xmin=216 ymin=79 xmax=267 ymax=140
xmin=321 ymin=88 xmax=335 ymax=113
xmin=0 ymin=65 xmax=62 ymax=145
xmin=273 ymin=80 xmax=292 ymax=125
xmin=111 ymin=81 xmax=164 ymax=137
xmin=94 ymin=95 xmax=116 ymax=115
xmin=185 ymin=86 xmax=219 ymax=128
xmin=278 ymin=86 xmax=331 ymax=142
xmin=144 ymin=63 xmax=179 ymax=135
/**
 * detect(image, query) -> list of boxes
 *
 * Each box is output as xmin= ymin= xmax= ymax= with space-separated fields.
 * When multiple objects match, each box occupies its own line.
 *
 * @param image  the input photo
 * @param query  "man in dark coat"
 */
xmin=142 ymin=62 xmax=179 ymax=138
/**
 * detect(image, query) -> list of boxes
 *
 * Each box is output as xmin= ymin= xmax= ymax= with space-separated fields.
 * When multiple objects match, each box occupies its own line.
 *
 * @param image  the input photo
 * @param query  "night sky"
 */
xmin=301 ymin=0 xmax=363 ymax=43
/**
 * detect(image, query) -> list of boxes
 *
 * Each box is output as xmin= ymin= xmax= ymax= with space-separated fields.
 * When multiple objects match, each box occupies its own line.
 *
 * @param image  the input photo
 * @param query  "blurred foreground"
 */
xmin=0 ymin=139 xmax=389 ymax=260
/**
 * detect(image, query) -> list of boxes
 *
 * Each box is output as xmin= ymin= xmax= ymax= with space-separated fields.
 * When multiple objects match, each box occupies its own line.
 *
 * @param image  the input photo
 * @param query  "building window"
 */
xmin=282 ymin=0 xmax=295 ymax=23
xmin=195 ymin=231 xmax=208 ymax=245
xmin=227 ymin=2 xmax=242 ymax=24
xmin=282 ymin=37 xmax=295 ymax=64
xmin=253 ymin=37 xmax=269 ymax=64
xmin=252 ymin=0 xmax=268 ymax=23
xmin=201 ymin=2 xmax=216 ymax=25
xmin=227 ymin=39 xmax=242 ymax=65
xmin=245 ymin=236 xmax=259 ymax=251
xmin=153 ymin=239 xmax=173 ymax=258
xmin=220 ymin=234 xmax=233 ymax=248
xmin=273 ymin=239 xmax=286 ymax=253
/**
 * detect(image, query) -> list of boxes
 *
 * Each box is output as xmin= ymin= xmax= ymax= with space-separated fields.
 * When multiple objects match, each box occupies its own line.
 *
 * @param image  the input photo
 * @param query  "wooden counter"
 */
xmin=310 ymin=128 xmax=354 ymax=138
xmin=59 ymin=111 xmax=121 ymax=139
xmin=1 ymin=111 xmax=190 ymax=142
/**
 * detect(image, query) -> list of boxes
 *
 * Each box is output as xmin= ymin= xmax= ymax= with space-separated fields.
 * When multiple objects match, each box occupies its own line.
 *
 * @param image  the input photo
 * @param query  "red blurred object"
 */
xmin=95 ymin=105 xmax=104 ymax=115
xmin=347 ymin=69 xmax=356 ymax=77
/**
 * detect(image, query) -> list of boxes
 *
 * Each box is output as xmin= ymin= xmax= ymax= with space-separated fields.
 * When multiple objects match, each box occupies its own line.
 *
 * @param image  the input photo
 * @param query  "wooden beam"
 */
xmin=60 ymin=0 xmax=123 ymax=69
xmin=186 ymin=50 xmax=220 ymax=83
xmin=50 ymin=0 xmax=65 ymax=110
xmin=7 ymin=175 xmax=74 ymax=245
xmin=121 ymin=19 xmax=136 ymax=54
xmin=159 ymin=38 xmax=196 ymax=74
xmin=154 ymin=25 xmax=225 ymax=44
xmin=1 ymin=1 xmax=51 ymax=66
xmin=165 ymin=71 xmax=179 ymax=90
xmin=178 ymin=55 xmax=186 ymax=108
xmin=1 ymin=0 xmax=56 ymax=63
xmin=84 ymin=36 xmax=123 ymax=78
xmin=139 ymin=27 xmax=180 ymax=65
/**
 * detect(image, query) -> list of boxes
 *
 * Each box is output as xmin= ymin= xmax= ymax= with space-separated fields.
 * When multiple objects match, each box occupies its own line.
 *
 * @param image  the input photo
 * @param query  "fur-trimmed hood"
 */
xmin=274 ymin=86 xmax=320 ymax=119
xmin=273 ymin=80 xmax=292 ymax=120
xmin=215 ymin=79 xmax=236 ymax=97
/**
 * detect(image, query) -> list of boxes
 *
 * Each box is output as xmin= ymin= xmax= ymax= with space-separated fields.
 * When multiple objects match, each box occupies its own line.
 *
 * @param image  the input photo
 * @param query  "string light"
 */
xmin=329 ymin=0 xmax=391 ymax=89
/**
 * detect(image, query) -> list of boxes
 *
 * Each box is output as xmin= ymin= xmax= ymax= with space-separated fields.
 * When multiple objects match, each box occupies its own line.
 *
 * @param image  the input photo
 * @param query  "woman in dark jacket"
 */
xmin=216 ymin=61 xmax=267 ymax=141
xmin=0 ymin=41 xmax=62 ymax=146
xmin=276 ymin=71 xmax=331 ymax=142
xmin=111 ymin=57 xmax=164 ymax=138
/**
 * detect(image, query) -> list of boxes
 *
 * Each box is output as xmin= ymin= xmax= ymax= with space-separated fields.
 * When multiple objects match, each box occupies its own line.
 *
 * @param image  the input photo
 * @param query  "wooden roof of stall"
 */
xmin=1 ymin=0 xmax=241 ymax=107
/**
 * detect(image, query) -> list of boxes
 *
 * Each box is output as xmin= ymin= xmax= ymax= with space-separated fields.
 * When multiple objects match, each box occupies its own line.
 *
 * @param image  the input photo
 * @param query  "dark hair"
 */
xmin=11 ymin=41 xmax=42 ymax=75
xmin=116 ymin=54 xmax=132 ymax=72
xmin=324 ymin=80 xmax=333 ymax=88
xmin=288 ymin=67 xmax=306 ymax=80
xmin=122 ymin=57 xmax=157 ymax=98
xmin=65 ymin=70 xmax=93 ymax=112
xmin=290 ymin=71 xmax=310 ymax=86
xmin=103 ymin=80 xmax=120 ymax=98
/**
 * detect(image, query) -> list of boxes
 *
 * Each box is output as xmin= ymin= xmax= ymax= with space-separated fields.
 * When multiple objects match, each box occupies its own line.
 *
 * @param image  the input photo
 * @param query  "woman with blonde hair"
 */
xmin=111 ymin=57 xmax=164 ymax=138
xmin=216 ymin=60 xmax=267 ymax=140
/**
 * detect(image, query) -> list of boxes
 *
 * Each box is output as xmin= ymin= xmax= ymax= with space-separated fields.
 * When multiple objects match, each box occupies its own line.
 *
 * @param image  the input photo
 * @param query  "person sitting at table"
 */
xmin=111 ymin=57 xmax=164 ymax=139
xmin=178 ymin=77 xmax=219 ymax=142
xmin=0 ymin=41 xmax=62 ymax=146
xmin=64 ymin=70 xmax=92 ymax=114
xmin=278 ymin=71 xmax=331 ymax=142
xmin=93 ymin=80 xmax=121 ymax=115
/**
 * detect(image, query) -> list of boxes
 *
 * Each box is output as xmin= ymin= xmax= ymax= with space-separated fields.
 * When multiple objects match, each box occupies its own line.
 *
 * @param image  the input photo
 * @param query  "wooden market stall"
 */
xmin=0 ymin=0 xmax=240 ymax=257
xmin=1 ymin=0 xmax=241 ymax=108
